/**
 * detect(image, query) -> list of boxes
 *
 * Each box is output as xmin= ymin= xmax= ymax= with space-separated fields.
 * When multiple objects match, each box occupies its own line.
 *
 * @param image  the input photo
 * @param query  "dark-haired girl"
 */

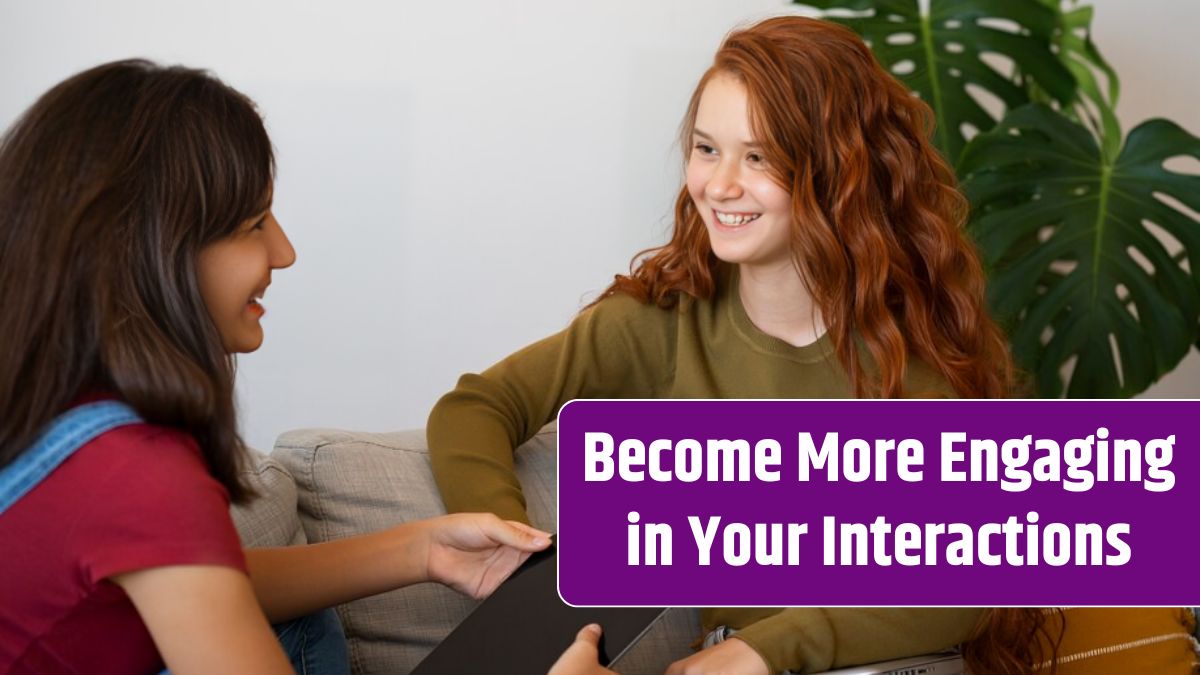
xmin=0 ymin=59 xmax=549 ymax=674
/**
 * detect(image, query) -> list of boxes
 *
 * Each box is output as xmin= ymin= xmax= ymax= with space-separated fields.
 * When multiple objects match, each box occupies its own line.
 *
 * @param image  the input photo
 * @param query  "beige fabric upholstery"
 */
xmin=271 ymin=425 xmax=559 ymax=674
xmin=230 ymin=450 xmax=307 ymax=548
xmin=234 ymin=426 xmax=699 ymax=674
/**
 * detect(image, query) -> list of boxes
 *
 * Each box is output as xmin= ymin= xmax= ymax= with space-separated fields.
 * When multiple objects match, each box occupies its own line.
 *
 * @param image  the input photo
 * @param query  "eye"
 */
xmin=248 ymin=214 xmax=268 ymax=232
xmin=746 ymin=152 xmax=766 ymax=166
xmin=693 ymin=143 xmax=717 ymax=157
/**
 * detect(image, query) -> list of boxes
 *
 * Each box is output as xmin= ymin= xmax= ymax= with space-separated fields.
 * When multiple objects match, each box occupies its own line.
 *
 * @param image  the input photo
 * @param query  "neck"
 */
xmin=737 ymin=262 xmax=826 ymax=348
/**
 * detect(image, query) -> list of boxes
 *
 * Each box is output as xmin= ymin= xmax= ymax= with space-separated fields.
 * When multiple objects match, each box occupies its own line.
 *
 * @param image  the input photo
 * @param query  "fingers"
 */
xmin=504 ymin=519 xmax=553 ymax=547
xmin=435 ymin=513 xmax=551 ymax=551
xmin=478 ymin=515 xmax=550 ymax=551
xmin=664 ymin=637 xmax=771 ymax=675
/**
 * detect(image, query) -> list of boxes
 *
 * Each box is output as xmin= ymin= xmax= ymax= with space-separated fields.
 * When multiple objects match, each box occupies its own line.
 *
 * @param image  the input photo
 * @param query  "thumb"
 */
xmin=549 ymin=624 xmax=604 ymax=674
xmin=574 ymin=623 xmax=602 ymax=649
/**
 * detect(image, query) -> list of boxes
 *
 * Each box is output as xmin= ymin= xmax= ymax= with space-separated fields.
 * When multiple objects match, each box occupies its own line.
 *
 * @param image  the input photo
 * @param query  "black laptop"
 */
xmin=411 ymin=541 xmax=665 ymax=674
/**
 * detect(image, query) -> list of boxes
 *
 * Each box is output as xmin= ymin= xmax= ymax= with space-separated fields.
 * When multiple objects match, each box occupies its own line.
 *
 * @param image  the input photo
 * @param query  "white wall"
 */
xmin=2 ymin=1 xmax=1196 ymax=452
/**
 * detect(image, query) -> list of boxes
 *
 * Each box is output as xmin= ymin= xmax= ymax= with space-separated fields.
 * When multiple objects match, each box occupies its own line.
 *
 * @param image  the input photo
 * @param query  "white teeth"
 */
xmin=715 ymin=211 xmax=761 ymax=226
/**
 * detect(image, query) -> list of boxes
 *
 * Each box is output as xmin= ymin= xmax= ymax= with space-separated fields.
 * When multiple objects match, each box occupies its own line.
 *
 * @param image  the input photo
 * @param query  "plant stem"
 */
xmin=1090 ymin=162 xmax=1113 ymax=307
xmin=919 ymin=1 xmax=950 ymax=157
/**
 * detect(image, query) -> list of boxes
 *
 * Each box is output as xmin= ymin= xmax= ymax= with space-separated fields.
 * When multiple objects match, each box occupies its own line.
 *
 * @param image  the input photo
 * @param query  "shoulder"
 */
xmin=62 ymin=423 xmax=244 ymax=580
xmin=582 ymin=291 xmax=676 ymax=321
xmin=574 ymin=291 xmax=682 ymax=341
xmin=84 ymin=422 xmax=218 ymax=491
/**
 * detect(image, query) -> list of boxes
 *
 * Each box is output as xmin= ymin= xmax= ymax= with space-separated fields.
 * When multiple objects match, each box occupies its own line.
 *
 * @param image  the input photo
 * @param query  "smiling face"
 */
xmin=196 ymin=205 xmax=296 ymax=354
xmin=686 ymin=73 xmax=794 ymax=273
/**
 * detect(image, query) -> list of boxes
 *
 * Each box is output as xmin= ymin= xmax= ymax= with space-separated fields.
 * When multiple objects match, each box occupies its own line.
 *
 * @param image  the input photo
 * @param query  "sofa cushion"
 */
xmin=271 ymin=425 xmax=559 ymax=674
xmin=230 ymin=450 xmax=307 ymax=548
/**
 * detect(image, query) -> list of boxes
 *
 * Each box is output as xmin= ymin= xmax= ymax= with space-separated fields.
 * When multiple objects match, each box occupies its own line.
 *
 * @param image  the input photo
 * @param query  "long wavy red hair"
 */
xmin=601 ymin=15 xmax=1013 ymax=400
xmin=599 ymin=16 xmax=1047 ymax=673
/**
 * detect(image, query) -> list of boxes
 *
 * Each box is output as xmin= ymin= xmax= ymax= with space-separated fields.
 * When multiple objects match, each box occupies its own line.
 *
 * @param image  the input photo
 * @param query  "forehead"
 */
xmin=694 ymin=73 xmax=754 ymax=139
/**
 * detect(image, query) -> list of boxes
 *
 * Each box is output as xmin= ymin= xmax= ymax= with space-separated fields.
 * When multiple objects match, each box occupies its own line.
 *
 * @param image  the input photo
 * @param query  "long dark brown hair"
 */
xmin=600 ymin=16 xmax=1013 ymax=399
xmin=0 ymin=59 xmax=274 ymax=502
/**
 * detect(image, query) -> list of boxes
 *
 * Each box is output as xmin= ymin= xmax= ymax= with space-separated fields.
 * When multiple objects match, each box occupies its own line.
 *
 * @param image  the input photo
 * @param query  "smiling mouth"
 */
xmin=713 ymin=210 xmax=762 ymax=226
xmin=247 ymin=289 xmax=267 ymax=313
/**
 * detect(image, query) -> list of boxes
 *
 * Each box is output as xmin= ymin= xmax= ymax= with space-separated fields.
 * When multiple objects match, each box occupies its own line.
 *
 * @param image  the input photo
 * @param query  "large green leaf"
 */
xmin=1033 ymin=1 xmax=1122 ymax=161
xmin=793 ymin=0 xmax=1076 ymax=164
xmin=961 ymin=104 xmax=1200 ymax=397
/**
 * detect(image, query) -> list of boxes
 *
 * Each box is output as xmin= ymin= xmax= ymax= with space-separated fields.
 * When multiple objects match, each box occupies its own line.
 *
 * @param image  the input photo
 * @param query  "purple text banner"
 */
xmin=556 ymin=400 xmax=1197 ymax=606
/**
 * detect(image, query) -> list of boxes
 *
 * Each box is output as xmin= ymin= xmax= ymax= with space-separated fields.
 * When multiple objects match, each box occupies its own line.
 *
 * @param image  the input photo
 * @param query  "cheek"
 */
xmin=196 ymin=250 xmax=231 ymax=314
xmin=749 ymin=177 xmax=791 ymax=217
xmin=196 ymin=246 xmax=260 ymax=316
xmin=685 ymin=162 xmax=708 ymax=205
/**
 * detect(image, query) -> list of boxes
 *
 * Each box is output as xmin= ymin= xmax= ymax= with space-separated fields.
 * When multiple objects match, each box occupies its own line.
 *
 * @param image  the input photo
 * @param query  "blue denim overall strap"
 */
xmin=0 ymin=400 xmax=143 ymax=515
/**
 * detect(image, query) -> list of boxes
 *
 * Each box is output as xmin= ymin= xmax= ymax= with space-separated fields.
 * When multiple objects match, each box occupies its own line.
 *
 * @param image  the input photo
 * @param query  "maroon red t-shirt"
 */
xmin=0 ymin=419 xmax=247 ymax=674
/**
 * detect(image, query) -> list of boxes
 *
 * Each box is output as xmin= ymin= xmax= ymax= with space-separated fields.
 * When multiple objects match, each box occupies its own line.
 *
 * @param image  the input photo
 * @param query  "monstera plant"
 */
xmin=794 ymin=0 xmax=1200 ymax=397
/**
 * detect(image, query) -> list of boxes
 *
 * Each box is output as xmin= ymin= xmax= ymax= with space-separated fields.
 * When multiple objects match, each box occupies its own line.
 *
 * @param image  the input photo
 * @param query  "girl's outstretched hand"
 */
xmin=421 ymin=513 xmax=551 ymax=598
xmin=665 ymin=637 xmax=770 ymax=675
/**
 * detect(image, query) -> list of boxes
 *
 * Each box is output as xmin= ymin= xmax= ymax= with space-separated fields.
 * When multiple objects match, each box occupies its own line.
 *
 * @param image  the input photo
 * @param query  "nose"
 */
xmin=269 ymin=217 xmax=297 ymax=270
xmin=705 ymin=158 xmax=743 ymax=202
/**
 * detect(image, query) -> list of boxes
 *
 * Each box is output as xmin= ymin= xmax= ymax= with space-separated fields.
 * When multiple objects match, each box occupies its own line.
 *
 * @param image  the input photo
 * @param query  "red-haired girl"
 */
xmin=429 ymin=16 xmax=1040 ymax=675
xmin=0 ymin=59 xmax=550 ymax=674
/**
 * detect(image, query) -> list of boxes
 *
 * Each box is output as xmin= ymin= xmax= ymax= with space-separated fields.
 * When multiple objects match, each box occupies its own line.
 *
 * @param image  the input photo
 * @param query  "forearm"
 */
xmin=427 ymin=297 xmax=673 ymax=522
xmin=244 ymin=522 xmax=429 ymax=623
xmin=428 ymin=383 xmax=534 ymax=523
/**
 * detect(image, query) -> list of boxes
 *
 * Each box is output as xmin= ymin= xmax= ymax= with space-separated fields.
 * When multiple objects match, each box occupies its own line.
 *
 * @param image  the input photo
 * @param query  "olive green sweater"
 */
xmin=427 ymin=267 xmax=977 ymax=673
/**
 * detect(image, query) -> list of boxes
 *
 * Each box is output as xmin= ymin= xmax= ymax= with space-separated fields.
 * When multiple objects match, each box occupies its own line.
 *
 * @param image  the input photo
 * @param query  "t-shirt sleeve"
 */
xmin=69 ymin=426 xmax=247 ymax=584
xmin=428 ymin=293 xmax=677 ymax=522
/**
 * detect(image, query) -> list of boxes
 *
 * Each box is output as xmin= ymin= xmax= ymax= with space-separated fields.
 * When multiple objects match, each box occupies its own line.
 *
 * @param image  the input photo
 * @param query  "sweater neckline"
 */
xmin=724 ymin=265 xmax=835 ymax=364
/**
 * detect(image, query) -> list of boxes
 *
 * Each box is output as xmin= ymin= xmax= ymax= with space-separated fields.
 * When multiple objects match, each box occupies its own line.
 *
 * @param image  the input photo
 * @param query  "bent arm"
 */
xmin=428 ymin=295 xmax=676 ymax=522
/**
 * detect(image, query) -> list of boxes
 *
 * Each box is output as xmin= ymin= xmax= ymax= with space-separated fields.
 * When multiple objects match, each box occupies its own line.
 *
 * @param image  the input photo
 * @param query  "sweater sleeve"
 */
xmin=711 ymin=607 xmax=982 ymax=674
xmin=428 ymin=294 xmax=676 ymax=522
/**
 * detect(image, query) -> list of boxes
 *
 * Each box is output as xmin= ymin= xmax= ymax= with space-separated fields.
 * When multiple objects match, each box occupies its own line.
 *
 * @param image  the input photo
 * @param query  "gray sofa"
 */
xmin=230 ymin=424 xmax=700 ymax=675
xmin=229 ymin=426 xmax=1200 ymax=675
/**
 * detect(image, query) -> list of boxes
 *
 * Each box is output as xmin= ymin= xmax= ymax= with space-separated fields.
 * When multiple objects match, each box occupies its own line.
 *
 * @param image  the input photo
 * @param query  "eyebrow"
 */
xmin=254 ymin=199 xmax=273 ymax=220
xmin=691 ymin=128 xmax=762 ymax=149
xmin=243 ymin=213 xmax=268 ymax=231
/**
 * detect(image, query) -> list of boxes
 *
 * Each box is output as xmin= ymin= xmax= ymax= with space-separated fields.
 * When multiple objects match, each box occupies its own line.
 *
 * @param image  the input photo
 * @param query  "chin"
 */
xmin=707 ymin=241 xmax=755 ymax=265
xmin=231 ymin=331 xmax=265 ymax=354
